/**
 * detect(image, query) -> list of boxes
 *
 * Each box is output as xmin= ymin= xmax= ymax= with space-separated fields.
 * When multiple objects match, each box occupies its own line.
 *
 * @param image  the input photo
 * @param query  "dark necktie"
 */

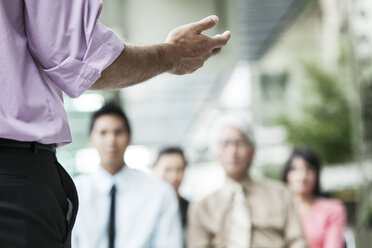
xmin=109 ymin=185 xmax=116 ymax=248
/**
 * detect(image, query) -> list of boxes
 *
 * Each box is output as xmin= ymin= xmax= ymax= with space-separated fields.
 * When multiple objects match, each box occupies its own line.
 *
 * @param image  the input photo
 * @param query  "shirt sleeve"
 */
xmin=323 ymin=201 xmax=347 ymax=248
xmin=152 ymin=184 xmax=183 ymax=248
xmin=24 ymin=0 xmax=124 ymax=98
xmin=187 ymin=201 xmax=213 ymax=248
xmin=71 ymin=228 xmax=80 ymax=248
xmin=283 ymin=188 xmax=309 ymax=248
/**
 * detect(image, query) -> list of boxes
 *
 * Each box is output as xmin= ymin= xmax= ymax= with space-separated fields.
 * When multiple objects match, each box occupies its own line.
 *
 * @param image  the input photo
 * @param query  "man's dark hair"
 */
xmin=282 ymin=147 xmax=321 ymax=196
xmin=89 ymin=101 xmax=131 ymax=136
xmin=154 ymin=146 xmax=187 ymax=167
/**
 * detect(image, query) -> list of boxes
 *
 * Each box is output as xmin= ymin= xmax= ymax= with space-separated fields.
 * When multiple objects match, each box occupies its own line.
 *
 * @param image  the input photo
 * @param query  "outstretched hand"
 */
xmin=91 ymin=15 xmax=231 ymax=90
xmin=166 ymin=15 xmax=231 ymax=75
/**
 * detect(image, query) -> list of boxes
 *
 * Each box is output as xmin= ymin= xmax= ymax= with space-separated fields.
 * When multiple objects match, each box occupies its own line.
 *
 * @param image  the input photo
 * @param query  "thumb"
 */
xmin=191 ymin=15 xmax=219 ymax=34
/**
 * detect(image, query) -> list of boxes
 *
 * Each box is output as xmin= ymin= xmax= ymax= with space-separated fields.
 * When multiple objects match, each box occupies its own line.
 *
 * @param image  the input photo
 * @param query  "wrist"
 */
xmin=159 ymin=42 xmax=180 ymax=74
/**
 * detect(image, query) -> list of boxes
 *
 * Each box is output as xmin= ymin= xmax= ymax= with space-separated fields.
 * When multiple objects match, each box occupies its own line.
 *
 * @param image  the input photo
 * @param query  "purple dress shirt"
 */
xmin=0 ymin=0 xmax=124 ymax=146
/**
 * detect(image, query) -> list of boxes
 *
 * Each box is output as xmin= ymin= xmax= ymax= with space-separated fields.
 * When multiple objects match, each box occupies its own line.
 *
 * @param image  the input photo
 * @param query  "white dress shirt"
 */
xmin=72 ymin=166 xmax=183 ymax=248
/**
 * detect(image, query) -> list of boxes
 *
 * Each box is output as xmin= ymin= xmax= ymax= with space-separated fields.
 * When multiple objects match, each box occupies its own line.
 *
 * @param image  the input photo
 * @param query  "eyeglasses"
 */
xmin=218 ymin=139 xmax=249 ymax=148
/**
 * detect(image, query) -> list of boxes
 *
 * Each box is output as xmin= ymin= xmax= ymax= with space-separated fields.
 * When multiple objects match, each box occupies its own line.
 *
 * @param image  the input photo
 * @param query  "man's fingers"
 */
xmin=211 ymin=31 xmax=231 ymax=48
xmin=211 ymin=48 xmax=222 ymax=56
xmin=191 ymin=15 xmax=219 ymax=34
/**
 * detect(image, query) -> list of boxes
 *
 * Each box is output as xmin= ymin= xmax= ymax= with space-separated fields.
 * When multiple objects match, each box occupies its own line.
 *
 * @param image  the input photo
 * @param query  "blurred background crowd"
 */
xmin=57 ymin=0 xmax=372 ymax=247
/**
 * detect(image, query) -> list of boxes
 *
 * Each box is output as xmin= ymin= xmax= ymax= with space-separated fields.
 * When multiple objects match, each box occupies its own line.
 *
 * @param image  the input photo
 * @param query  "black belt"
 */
xmin=0 ymin=138 xmax=56 ymax=153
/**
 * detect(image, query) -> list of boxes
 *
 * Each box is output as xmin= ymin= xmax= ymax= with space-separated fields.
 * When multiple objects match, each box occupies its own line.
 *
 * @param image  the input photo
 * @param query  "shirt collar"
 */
xmin=92 ymin=165 xmax=129 ymax=195
xmin=224 ymin=173 xmax=253 ymax=196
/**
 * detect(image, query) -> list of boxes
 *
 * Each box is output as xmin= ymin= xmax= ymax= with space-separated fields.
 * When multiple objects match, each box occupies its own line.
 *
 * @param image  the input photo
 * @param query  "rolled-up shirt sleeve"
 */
xmin=24 ymin=0 xmax=124 ymax=98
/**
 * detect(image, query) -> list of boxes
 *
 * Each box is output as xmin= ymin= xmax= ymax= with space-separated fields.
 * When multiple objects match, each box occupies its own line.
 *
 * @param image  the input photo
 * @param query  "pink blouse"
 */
xmin=301 ymin=198 xmax=347 ymax=248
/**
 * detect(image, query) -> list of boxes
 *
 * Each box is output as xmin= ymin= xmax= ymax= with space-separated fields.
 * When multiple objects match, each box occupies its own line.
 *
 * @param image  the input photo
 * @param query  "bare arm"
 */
xmin=90 ymin=15 xmax=231 ymax=90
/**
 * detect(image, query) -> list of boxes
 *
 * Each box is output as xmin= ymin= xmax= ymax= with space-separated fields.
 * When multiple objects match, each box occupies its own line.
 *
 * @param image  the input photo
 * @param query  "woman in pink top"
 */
xmin=282 ymin=147 xmax=347 ymax=248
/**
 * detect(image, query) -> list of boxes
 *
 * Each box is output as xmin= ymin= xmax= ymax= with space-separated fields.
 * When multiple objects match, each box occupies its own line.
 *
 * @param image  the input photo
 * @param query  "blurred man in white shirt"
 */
xmin=72 ymin=101 xmax=182 ymax=248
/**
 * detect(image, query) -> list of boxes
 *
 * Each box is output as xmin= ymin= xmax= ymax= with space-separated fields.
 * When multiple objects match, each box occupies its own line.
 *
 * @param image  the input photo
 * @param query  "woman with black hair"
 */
xmin=283 ymin=147 xmax=346 ymax=248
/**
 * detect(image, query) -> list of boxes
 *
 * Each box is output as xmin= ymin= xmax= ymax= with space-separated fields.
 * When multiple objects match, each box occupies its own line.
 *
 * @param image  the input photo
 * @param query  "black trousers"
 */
xmin=0 ymin=146 xmax=78 ymax=248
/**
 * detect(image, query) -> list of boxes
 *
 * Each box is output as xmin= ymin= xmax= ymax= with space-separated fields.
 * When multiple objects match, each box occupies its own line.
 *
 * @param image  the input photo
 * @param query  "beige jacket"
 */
xmin=187 ymin=176 xmax=308 ymax=248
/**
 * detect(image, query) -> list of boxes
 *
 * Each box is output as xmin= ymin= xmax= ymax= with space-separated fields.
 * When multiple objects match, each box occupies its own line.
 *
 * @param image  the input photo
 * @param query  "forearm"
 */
xmin=90 ymin=42 xmax=177 ymax=90
xmin=90 ymin=15 xmax=230 ymax=90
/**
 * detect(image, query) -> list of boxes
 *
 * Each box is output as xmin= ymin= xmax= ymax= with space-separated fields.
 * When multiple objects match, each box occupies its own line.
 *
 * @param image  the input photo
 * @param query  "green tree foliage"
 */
xmin=278 ymin=63 xmax=353 ymax=164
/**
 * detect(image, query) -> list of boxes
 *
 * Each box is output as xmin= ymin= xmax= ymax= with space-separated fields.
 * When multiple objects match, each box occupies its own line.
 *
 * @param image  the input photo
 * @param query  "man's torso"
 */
xmin=73 ymin=167 xmax=179 ymax=248
xmin=191 ymin=179 xmax=296 ymax=248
